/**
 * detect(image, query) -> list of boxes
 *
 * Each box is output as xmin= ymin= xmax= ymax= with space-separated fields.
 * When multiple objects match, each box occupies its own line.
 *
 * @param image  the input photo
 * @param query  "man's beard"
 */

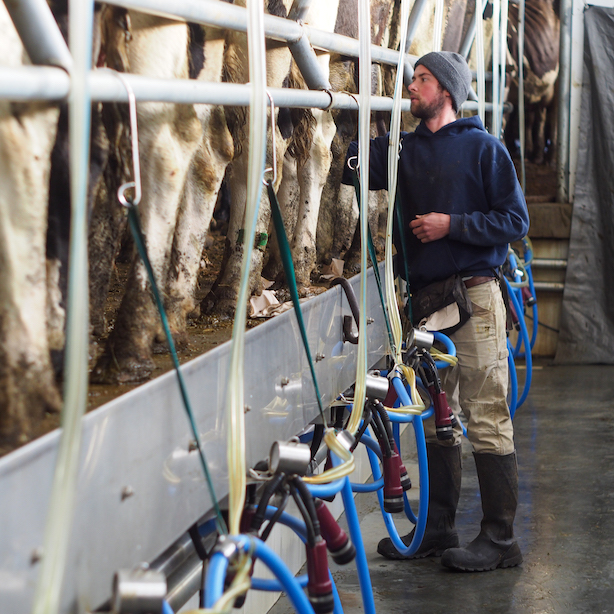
xmin=411 ymin=89 xmax=447 ymax=120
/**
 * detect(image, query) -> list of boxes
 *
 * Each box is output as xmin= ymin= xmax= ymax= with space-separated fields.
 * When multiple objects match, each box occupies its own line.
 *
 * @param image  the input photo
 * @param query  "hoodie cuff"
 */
xmin=448 ymin=214 xmax=463 ymax=240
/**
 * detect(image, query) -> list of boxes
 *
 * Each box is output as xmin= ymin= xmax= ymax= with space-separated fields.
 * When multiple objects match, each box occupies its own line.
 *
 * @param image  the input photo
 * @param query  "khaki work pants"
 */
xmin=424 ymin=280 xmax=515 ymax=455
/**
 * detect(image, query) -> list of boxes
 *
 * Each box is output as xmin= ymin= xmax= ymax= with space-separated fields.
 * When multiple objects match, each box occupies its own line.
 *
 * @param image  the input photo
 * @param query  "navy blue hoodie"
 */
xmin=342 ymin=116 xmax=529 ymax=289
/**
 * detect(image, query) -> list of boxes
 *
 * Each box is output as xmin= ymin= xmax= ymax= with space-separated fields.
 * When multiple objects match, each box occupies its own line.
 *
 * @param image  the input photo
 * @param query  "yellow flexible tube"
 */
xmin=226 ymin=0 xmax=268 ymax=537
xmin=303 ymin=428 xmax=356 ymax=484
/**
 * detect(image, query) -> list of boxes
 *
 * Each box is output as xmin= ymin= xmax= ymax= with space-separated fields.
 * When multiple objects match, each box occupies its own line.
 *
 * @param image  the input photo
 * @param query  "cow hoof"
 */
xmin=200 ymin=286 xmax=237 ymax=319
xmin=90 ymin=354 xmax=155 ymax=384
xmin=152 ymin=331 xmax=189 ymax=353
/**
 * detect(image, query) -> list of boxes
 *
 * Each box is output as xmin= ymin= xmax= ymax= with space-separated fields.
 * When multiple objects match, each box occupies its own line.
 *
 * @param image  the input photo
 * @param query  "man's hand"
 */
xmin=409 ymin=213 xmax=451 ymax=243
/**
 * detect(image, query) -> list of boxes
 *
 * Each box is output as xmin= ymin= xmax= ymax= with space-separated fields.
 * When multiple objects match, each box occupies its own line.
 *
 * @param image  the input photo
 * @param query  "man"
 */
xmin=342 ymin=51 xmax=529 ymax=571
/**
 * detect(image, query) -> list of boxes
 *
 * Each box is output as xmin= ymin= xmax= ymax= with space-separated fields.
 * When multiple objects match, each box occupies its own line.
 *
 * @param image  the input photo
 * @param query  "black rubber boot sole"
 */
xmin=441 ymin=541 xmax=523 ymax=572
xmin=377 ymin=531 xmax=459 ymax=561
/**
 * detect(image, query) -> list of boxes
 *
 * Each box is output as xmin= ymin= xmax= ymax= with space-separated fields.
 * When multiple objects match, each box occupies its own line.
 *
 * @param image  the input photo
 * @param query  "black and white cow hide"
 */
xmin=505 ymin=0 xmax=560 ymax=164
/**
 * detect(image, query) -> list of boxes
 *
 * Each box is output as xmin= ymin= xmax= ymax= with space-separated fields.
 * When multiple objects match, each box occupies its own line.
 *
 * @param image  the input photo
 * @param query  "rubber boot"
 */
xmin=377 ymin=444 xmax=461 ymax=560
xmin=441 ymin=451 xmax=523 ymax=571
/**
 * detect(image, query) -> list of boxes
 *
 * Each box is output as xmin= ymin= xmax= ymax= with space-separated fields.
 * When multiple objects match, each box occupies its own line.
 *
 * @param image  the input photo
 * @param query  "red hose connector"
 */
xmin=306 ymin=537 xmax=334 ymax=614
xmin=522 ymin=285 xmax=536 ymax=307
xmin=315 ymin=499 xmax=356 ymax=565
xmin=430 ymin=385 xmax=455 ymax=441
xmin=383 ymin=452 xmax=404 ymax=513
xmin=393 ymin=442 xmax=412 ymax=492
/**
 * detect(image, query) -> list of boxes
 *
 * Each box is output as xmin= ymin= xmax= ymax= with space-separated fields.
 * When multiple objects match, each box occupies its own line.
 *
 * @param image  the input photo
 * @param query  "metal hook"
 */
xmin=321 ymin=89 xmax=334 ymax=111
xmin=262 ymin=91 xmax=278 ymax=187
xmin=106 ymin=69 xmax=142 ymax=207
xmin=347 ymin=155 xmax=359 ymax=171
xmin=347 ymin=92 xmax=360 ymax=110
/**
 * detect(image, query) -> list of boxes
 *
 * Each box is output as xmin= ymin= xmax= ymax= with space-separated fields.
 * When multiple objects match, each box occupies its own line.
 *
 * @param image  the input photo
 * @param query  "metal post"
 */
xmin=403 ymin=0 xmax=430 ymax=84
xmin=557 ymin=0 xmax=573 ymax=203
xmin=288 ymin=32 xmax=331 ymax=90
xmin=3 ymin=0 xmax=72 ymax=70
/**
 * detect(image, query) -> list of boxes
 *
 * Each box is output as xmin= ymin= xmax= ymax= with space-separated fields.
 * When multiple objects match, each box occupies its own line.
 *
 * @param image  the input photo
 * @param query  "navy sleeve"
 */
xmin=448 ymin=143 xmax=529 ymax=246
xmin=340 ymin=134 xmax=391 ymax=190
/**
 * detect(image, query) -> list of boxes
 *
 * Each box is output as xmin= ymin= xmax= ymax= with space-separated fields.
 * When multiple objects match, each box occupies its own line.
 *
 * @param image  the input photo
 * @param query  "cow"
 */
xmin=0 ymin=2 xmax=62 ymax=447
xmin=505 ymin=0 xmax=560 ymax=164
xmin=199 ymin=0 xmax=343 ymax=318
xmin=90 ymin=6 xmax=234 ymax=384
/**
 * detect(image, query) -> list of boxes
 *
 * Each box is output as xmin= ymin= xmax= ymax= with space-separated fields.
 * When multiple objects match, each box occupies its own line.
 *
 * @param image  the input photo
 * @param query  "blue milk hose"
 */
xmin=506 ymin=277 xmax=532 ymax=408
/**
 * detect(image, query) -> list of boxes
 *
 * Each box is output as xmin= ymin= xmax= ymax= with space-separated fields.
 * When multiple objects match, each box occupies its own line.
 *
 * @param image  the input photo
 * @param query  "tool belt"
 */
xmin=410 ymin=274 xmax=474 ymax=336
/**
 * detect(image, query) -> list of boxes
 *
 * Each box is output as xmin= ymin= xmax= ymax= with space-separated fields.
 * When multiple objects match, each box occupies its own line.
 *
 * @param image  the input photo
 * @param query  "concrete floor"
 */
xmin=270 ymin=364 xmax=614 ymax=614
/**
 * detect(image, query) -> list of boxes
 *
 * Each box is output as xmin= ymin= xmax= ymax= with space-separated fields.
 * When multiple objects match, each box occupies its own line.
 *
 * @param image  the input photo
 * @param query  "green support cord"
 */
xmin=126 ymin=202 xmax=228 ymax=536
xmin=351 ymin=171 xmax=395 ymax=351
xmin=393 ymin=190 xmax=413 ymax=322
xmin=266 ymin=182 xmax=328 ymax=428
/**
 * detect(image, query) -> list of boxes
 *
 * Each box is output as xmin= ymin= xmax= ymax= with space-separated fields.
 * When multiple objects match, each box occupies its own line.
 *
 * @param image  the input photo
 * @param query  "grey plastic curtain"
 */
xmin=554 ymin=6 xmax=614 ymax=364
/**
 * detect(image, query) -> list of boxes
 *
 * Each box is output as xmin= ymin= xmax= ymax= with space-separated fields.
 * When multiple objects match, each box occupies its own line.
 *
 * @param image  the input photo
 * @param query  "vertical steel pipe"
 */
xmin=557 ymin=0 xmax=572 ymax=203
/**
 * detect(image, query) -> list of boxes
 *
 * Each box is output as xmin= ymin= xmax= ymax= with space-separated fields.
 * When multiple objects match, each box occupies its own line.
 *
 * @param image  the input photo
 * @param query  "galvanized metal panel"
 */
xmin=0 ymin=268 xmax=387 ymax=613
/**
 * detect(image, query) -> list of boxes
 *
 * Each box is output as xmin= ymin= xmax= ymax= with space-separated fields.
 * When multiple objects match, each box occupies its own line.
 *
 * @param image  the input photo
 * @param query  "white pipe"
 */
xmin=30 ymin=0 xmax=94 ymax=612
xmin=557 ymin=0 xmax=572 ymax=203
xmin=476 ymin=0 xmax=486 ymax=123
xmin=518 ymin=0 xmax=526 ymax=193
xmin=491 ymin=0 xmax=501 ymax=135
xmin=433 ymin=0 xmax=444 ymax=51
xmin=498 ymin=0 xmax=510 ymax=138
xmin=3 ymin=0 xmax=73 ymax=70
xmin=107 ymin=0 xmax=419 ymax=69
xmin=0 ymin=67 xmax=507 ymax=114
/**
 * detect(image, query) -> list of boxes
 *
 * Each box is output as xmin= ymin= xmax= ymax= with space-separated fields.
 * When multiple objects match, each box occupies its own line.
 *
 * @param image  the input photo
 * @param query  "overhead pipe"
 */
xmin=3 ymin=0 xmax=72 ymax=71
xmin=403 ymin=0 xmax=431 ymax=84
xmin=557 ymin=0 xmax=572 ymax=203
xmin=0 ymin=65 xmax=70 ymax=101
xmin=288 ymin=0 xmax=313 ymax=22
xmin=288 ymin=32 xmax=331 ymax=91
xmin=0 ymin=67 xmax=511 ymax=116
xmin=108 ymin=0 xmax=420 ymax=70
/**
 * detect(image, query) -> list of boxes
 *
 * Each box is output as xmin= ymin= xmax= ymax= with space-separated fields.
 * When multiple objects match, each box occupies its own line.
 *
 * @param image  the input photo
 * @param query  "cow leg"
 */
xmin=202 ymin=23 xmax=292 ymax=318
xmin=166 ymin=104 xmax=233 ymax=339
xmin=292 ymin=108 xmax=336 ymax=289
xmin=262 ymin=152 xmax=300 ymax=283
xmin=531 ymin=103 xmax=547 ymax=165
xmin=92 ymin=101 xmax=202 ymax=383
xmin=201 ymin=146 xmax=275 ymax=318
xmin=332 ymin=183 xmax=360 ymax=260
xmin=0 ymin=102 xmax=61 ymax=446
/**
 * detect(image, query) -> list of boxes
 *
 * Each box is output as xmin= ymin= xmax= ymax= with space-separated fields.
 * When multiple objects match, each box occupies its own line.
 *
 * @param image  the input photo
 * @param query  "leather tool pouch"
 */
xmin=410 ymin=274 xmax=473 ymax=336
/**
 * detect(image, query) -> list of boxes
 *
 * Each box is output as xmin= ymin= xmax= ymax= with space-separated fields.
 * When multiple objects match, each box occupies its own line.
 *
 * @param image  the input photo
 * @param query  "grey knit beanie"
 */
xmin=414 ymin=51 xmax=473 ymax=112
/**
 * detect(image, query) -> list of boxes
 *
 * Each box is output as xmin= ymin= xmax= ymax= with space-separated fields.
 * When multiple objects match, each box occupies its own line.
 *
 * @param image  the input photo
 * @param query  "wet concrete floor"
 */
xmin=271 ymin=363 xmax=614 ymax=614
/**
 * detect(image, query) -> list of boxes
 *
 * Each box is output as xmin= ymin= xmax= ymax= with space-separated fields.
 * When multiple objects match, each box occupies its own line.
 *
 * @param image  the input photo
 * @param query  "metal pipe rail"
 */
xmin=531 ymin=258 xmax=568 ymax=269
xmin=0 ymin=0 xmax=501 ymax=109
xmin=107 ymin=0 xmax=421 ymax=68
xmin=0 ymin=66 xmax=509 ymax=116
